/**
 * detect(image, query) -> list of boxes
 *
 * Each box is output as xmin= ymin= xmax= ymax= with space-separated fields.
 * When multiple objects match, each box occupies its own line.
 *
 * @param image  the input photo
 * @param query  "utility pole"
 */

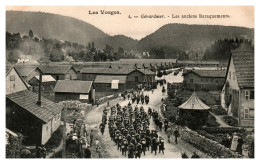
xmin=62 ymin=101 xmax=68 ymax=158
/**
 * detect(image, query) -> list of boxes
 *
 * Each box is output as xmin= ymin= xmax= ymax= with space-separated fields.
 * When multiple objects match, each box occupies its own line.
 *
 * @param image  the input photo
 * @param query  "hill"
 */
xmin=138 ymin=23 xmax=254 ymax=51
xmin=93 ymin=35 xmax=138 ymax=51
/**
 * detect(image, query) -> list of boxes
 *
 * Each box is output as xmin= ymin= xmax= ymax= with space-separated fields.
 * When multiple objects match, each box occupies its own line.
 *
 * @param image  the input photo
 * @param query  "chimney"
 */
xmin=37 ymin=73 xmax=42 ymax=106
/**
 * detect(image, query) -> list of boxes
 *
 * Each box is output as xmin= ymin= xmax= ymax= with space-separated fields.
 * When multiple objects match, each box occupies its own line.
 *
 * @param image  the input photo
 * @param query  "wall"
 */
xmin=6 ymin=68 xmax=28 ymax=95
xmin=42 ymin=120 xmax=52 ymax=145
xmin=126 ymin=70 xmax=144 ymax=89
xmin=239 ymin=88 xmax=254 ymax=127
xmin=81 ymin=73 xmax=96 ymax=81
xmin=54 ymin=92 xmax=90 ymax=103
xmin=65 ymin=68 xmax=77 ymax=80
xmin=26 ymin=68 xmax=41 ymax=82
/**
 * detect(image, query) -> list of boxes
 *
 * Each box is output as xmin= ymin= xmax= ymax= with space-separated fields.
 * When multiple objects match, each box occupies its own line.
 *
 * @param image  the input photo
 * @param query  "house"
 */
xmin=183 ymin=70 xmax=226 ymax=91
xmin=14 ymin=65 xmax=42 ymax=82
xmin=6 ymin=67 xmax=29 ymax=95
xmin=94 ymin=75 xmax=127 ymax=98
xmin=29 ymin=75 xmax=56 ymax=91
xmin=6 ymin=90 xmax=62 ymax=145
xmin=221 ymin=44 xmax=254 ymax=127
xmin=53 ymin=80 xmax=94 ymax=103
xmin=38 ymin=65 xmax=77 ymax=80
xmin=80 ymin=68 xmax=155 ymax=89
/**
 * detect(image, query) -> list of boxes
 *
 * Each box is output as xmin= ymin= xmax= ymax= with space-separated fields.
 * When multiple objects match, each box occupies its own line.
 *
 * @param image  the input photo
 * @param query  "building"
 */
xmin=6 ymin=90 xmax=62 ymax=145
xmin=94 ymin=75 xmax=127 ymax=98
xmin=177 ymin=60 xmax=220 ymax=67
xmin=53 ymin=80 xmax=94 ymax=103
xmin=80 ymin=68 xmax=155 ymax=89
xmin=6 ymin=67 xmax=29 ymax=95
xmin=178 ymin=92 xmax=210 ymax=128
xmin=183 ymin=70 xmax=226 ymax=91
xmin=29 ymin=75 xmax=56 ymax=91
xmin=221 ymin=44 xmax=254 ymax=127
xmin=14 ymin=65 xmax=42 ymax=82
xmin=38 ymin=65 xmax=77 ymax=80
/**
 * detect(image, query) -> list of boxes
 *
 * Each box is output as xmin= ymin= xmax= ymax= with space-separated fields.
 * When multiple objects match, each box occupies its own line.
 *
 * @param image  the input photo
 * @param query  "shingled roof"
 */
xmin=81 ymin=68 xmax=155 ymax=75
xmin=178 ymin=92 xmax=210 ymax=110
xmin=54 ymin=80 xmax=92 ymax=93
xmin=38 ymin=65 xmax=76 ymax=74
xmin=231 ymin=44 xmax=254 ymax=88
xmin=14 ymin=65 xmax=40 ymax=77
xmin=184 ymin=70 xmax=226 ymax=78
xmin=94 ymin=75 xmax=127 ymax=84
xmin=6 ymin=90 xmax=62 ymax=123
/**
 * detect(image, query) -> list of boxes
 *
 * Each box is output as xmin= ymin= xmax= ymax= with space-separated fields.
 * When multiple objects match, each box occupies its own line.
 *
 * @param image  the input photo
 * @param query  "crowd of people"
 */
xmin=99 ymin=102 xmax=169 ymax=158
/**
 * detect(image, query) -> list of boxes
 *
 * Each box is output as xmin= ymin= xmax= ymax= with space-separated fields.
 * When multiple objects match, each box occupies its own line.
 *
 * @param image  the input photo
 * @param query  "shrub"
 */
xmin=45 ymin=126 xmax=63 ymax=151
xmin=223 ymin=116 xmax=238 ymax=127
xmin=211 ymin=106 xmax=228 ymax=115
xmin=206 ymin=113 xmax=220 ymax=127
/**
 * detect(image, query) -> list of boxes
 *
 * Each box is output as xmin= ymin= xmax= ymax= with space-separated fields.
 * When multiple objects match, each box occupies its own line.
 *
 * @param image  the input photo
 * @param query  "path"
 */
xmin=210 ymin=112 xmax=231 ymax=127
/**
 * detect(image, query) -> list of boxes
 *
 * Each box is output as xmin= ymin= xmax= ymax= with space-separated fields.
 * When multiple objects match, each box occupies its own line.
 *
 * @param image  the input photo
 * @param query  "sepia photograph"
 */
xmin=4 ymin=5 xmax=255 ymax=159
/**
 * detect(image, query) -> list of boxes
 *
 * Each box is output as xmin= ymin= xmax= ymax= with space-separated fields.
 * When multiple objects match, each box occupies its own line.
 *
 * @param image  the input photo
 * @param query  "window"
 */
xmin=245 ymin=90 xmax=253 ymax=100
xmin=244 ymin=109 xmax=254 ymax=119
xmin=190 ymin=79 xmax=193 ymax=83
xmin=135 ymin=76 xmax=138 ymax=82
xmin=13 ymin=84 xmax=15 ymax=89
xmin=10 ymin=75 xmax=15 ymax=81
xmin=250 ymin=91 xmax=254 ymax=99
xmin=46 ymin=126 xmax=48 ymax=131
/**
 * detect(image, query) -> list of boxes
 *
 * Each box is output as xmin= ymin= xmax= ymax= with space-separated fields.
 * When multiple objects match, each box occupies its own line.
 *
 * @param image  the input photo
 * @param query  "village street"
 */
xmin=83 ymin=70 xmax=210 ymax=158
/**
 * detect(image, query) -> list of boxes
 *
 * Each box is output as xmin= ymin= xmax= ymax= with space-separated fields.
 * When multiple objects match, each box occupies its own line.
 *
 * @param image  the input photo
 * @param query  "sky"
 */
xmin=6 ymin=6 xmax=254 ymax=40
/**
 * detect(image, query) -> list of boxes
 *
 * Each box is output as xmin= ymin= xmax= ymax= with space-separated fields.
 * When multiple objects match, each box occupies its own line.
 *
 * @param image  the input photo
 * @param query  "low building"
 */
xmin=221 ymin=44 xmax=254 ymax=127
xmin=38 ymin=65 xmax=77 ymax=80
xmin=6 ymin=67 xmax=29 ymax=95
xmin=183 ymin=70 xmax=226 ymax=91
xmin=53 ymin=80 xmax=94 ymax=103
xmin=29 ymin=75 xmax=56 ymax=91
xmin=6 ymin=90 xmax=62 ymax=145
xmin=80 ymin=68 xmax=155 ymax=89
xmin=94 ymin=75 xmax=127 ymax=98
xmin=14 ymin=65 xmax=42 ymax=82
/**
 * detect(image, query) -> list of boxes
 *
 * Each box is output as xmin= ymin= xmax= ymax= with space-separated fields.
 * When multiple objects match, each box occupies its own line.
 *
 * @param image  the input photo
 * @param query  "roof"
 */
xmin=6 ymin=67 xmax=30 ymax=90
xmin=14 ymin=65 xmax=39 ymax=77
xmin=53 ymin=80 xmax=92 ymax=93
xmin=177 ymin=60 xmax=219 ymax=64
xmin=178 ymin=92 xmax=210 ymax=110
xmin=81 ymin=68 xmax=154 ymax=75
xmin=38 ymin=65 xmax=76 ymax=74
xmin=94 ymin=75 xmax=127 ymax=84
xmin=34 ymin=75 xmax=56 ymax=82
xmin=230 ymin=44 xmax=254 ymax=88
xmin=184 ymin=70 xmax=226 ymax=78
xmin=6 ymin=90 xmax=62 ymax=123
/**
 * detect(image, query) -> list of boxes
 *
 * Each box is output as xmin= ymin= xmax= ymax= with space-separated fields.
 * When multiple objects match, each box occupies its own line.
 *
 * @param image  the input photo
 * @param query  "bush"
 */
xmin=206 ymin=113 xmax=220 ymax=127
xmin=202 ymin=127 xmax=245 ymax=134
xmin=211 ymin=106 xmax=227 ymax=115
xmin=162 ymin=107 xmax=177 ymax=123
xmin=223 ymin=116 xmax=238 ymax=127
xmin=45 ymin=126 xmax=63 ymax=151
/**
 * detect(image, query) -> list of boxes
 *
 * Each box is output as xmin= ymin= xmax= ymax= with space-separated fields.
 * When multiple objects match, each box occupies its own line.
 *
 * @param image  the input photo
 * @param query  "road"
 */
xmin=84 ymin=71 xmax=210 ymax=158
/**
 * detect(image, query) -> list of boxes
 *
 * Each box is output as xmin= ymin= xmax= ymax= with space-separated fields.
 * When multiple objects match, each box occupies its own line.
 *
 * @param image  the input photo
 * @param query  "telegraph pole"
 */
xmin=62 ymin=101 xmax=68 ymax=158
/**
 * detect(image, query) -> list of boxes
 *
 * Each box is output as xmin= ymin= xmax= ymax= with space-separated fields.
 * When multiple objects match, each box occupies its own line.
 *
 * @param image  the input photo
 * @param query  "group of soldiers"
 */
xmin=99 ymin=102 xmax=166 ymax=158
xmin=121 ymin=90 xmax=150 ymax=105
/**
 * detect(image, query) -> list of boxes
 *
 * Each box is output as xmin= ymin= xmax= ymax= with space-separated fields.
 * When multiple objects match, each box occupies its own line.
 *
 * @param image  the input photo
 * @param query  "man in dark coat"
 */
xmin=83 ymin=145 xmax=92 ymax=158
xmin=173 ymin=127 xmax=180 ymax=144
xmin=158 ymin=137 xmax=165 ymax=154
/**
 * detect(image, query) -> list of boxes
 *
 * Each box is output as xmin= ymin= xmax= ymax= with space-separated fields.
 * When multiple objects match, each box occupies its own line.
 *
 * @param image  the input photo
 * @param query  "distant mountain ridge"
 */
xmin=137 ymin=23 xmax=254 ymax=51
xmin=6 ymin=11 xmax=254 ymax=54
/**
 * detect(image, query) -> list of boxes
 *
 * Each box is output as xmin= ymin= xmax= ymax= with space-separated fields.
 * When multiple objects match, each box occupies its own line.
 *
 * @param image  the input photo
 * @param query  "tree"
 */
xmin=29 ymin=29 xmax=34 ymax=38
xmin=118 ymin=47 xmax=124 ymax=55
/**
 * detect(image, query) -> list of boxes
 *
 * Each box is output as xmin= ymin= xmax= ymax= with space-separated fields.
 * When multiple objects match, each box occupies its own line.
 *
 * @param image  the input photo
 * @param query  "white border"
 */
xmin=0 ymin=1 xmax=259 ymax=164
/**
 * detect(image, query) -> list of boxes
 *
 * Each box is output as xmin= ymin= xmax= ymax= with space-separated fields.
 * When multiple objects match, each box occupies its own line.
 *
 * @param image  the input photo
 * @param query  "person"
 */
xmin=41 ymin=145 xmax=46 ymax=158
xmin=173 ymin=127 xmax=180 ymax=144
xmin=158 ymin=137 xmax=165 ymax=154
xmin=151 ymin=137 xmax=159 ymax=155
xmin=83 ymin=145 xmax=92 ymax=158
xmin=152 ymin=89 xmax=154 ymax=94
xmin=128 ymin=94 xmax=130 ymax=100
xmin=96 ymin=145 xmax=102 ymax=158
xmin=237 ymin=135 xmax=244 ymax=155
xmin=121 ymin=138 xmax=128 ymax=156
xmin=191 ymin=151 xmax=200 ymax=158
xmin=181 ymin=152 xmax=189 ymax=158
xmin=107 ymin=101 xmax=110 ymax=107
xmin=166 ymin=128 xmax=172 ymax=143
xmin=158 ymin=120 xmax=163 ymax=131
xmin=230 ymin=132 xmax=239 ymax=151
xmin=89 ymin=130 xmax=94 ymax=146
xmin=135 ymin=142 xmax=142 ymax=158
xmin=128 ymin=143 xmax=135 ymax=158
xmin=95 ymin=139 xmax=100 ymax=152
xmin=164 ymin=119 xmax=169 ymax=132
xmin=141 ymin=138 xmax=147 ymax=156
